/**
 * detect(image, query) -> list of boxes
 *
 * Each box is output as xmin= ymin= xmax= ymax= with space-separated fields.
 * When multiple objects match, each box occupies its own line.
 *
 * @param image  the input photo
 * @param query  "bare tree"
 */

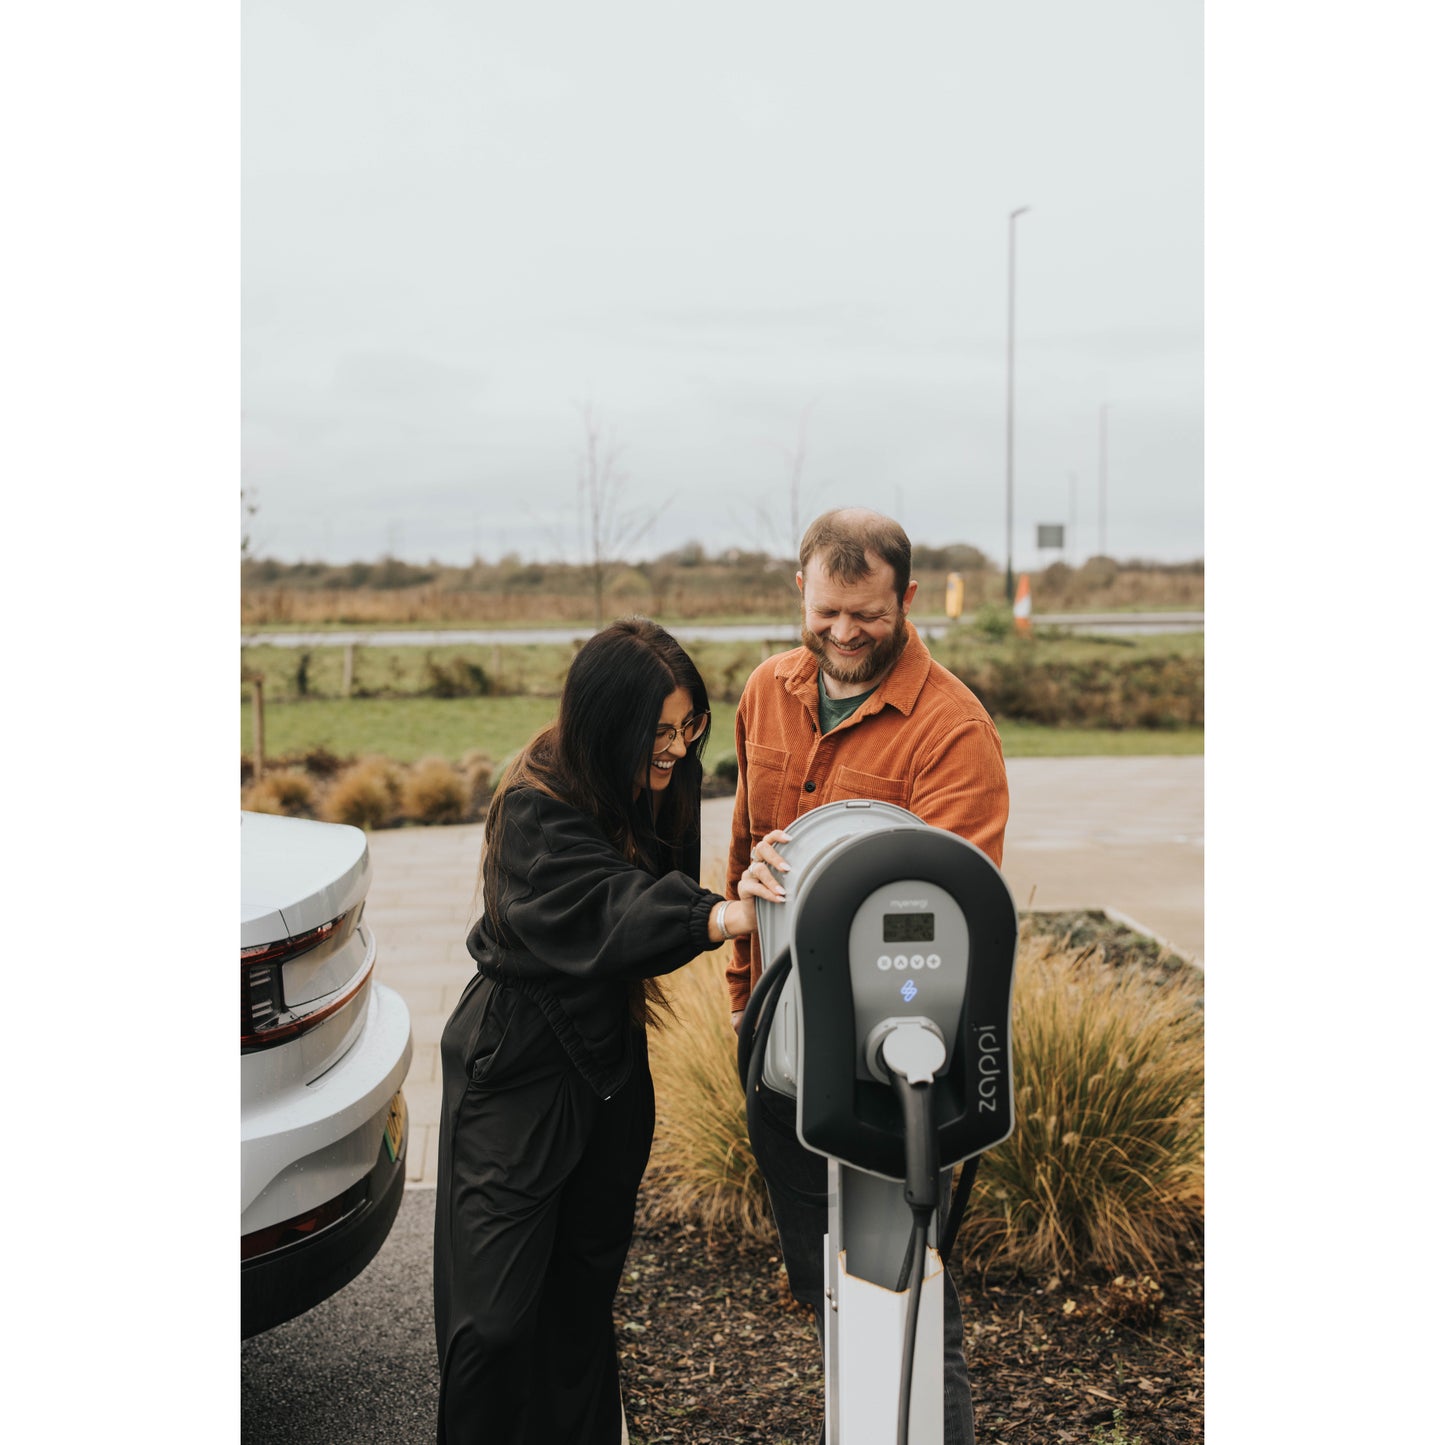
xmin=241 ymin=487 xmax=259 ymax=558
xmin=575 ymin=402 xmax=668 ymax=628
xmin=761 ymin=399 xmax=819 ymax=561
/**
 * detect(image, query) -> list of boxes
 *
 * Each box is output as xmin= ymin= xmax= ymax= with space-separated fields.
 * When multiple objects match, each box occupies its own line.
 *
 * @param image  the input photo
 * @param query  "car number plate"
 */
xmin=383 ymin=1091 xmax=407 ymax=1163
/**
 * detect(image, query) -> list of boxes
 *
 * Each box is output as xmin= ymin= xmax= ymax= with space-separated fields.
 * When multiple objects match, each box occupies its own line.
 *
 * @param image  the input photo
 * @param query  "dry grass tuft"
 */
xmin=460 ymin=750 xmax=496 ymax=813
xmin=401 ymin=756 xmax=467 ymax=824
xmin=242 ymin=769 xmax=318 ymax=818
xmin=640 ymin=946 xmax=775 ymax=1244
xmin=321 ymin=756 xmax=402 ymax=829
xmin=641 ymin=915 xmax=1202 ymax=1279
xmin=957 ymin=931 xmax=1203 ymax=1278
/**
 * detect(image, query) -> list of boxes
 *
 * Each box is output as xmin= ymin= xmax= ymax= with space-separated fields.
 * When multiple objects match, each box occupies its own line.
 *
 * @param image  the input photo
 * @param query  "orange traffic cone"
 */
xmin=1012 ymin=574 xmax=1033 ymax=635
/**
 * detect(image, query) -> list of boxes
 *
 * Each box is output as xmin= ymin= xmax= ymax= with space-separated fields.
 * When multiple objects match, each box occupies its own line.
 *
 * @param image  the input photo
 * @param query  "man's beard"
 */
xmin=801 ymin=611 xmax=909 ymax=687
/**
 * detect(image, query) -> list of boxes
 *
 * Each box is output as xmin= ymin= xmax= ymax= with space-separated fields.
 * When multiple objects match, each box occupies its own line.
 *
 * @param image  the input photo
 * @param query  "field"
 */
xmin=241 ymin=552 xmax=1204 ymax=630
xmin=240 ymin=696 xmax=1201 ymax=769
xmin=239 ymin=628 xmax=1203 ymax=773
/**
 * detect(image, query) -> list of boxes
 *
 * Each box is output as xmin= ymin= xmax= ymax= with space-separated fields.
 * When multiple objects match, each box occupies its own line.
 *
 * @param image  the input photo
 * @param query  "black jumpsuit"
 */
xmin=434 ymin=787 xmax=723 ymax=1445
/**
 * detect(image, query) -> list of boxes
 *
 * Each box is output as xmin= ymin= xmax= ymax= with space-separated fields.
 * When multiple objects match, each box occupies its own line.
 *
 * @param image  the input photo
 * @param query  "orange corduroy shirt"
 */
xmin=723 ymin=621 xmax=1009 ymax=1015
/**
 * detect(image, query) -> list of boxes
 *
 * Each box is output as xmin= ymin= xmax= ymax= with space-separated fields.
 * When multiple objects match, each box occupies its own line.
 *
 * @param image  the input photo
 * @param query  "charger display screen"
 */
xmin=882 ymin=912 xmax=934 ymax=943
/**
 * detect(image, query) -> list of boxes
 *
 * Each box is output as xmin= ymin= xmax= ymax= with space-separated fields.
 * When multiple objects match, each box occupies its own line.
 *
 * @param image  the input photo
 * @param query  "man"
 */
xmin=726 ymin=507 xmax=1008 ymax=1445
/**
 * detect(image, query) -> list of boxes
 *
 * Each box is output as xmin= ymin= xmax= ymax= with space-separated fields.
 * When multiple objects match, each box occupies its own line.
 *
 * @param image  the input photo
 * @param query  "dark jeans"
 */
xmin=751 ymin=1081 xmax=976 ymax=1445
xmin=434 ymin=977 xmax=653 ymax=1445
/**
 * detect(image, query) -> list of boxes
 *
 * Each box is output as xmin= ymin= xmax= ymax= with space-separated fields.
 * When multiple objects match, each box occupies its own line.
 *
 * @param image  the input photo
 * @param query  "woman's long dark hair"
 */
xmin=481 ymin=616 xmax=711 ymax=1026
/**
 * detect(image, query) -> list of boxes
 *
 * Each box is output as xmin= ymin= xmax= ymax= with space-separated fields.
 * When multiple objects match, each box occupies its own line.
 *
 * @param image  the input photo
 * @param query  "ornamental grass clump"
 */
xmin=401 ymin=756 xmax=467 ymax=825
xmin=242 ymin=769 xmax=318 ymax=818
xmin=956 ymin=932 xmax=1204 ymax=1278
xmin=321 ymin=756 xmax=403 ymax=829
xmin=640 ymin=946 xmax=774 ymax=1244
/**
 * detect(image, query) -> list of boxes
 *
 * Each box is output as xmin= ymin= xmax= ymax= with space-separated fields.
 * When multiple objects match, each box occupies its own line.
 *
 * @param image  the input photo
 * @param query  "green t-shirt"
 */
xmin=818 ymin=675 xmax=879 ymax=734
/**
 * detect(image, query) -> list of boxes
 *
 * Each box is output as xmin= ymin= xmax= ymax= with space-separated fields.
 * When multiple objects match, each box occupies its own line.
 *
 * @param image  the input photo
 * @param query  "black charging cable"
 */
xmin=880 ymin=1025 xmax=947 ymax=1445
xmin=736 ymin=950 xmax=829 ymax=1209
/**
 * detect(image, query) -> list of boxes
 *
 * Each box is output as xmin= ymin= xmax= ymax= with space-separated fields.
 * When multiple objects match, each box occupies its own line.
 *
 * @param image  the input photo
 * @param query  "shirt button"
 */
xmin=803 ymin=780 xmax=816 ymax=793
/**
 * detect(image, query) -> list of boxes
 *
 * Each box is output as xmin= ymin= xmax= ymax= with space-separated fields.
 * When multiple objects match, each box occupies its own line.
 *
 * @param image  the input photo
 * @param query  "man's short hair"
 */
xmin=798 ymin=509 xmax=912 ymax=604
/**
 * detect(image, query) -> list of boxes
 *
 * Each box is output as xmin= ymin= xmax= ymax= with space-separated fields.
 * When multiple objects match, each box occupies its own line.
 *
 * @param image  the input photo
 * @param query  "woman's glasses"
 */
xmin=653 ymin=712 xmax=710 ymax=749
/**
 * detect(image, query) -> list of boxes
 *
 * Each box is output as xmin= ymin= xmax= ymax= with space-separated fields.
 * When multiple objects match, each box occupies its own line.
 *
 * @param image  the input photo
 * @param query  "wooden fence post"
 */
xmin=343 ymin=642 xmax=355 ymax=697
xmin=251 ymin=676 xmax=265 ymax=779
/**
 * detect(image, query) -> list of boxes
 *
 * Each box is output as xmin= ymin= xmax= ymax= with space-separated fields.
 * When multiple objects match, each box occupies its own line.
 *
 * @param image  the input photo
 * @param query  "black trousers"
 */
xmin=434 ymin=977 xmax=654 ymax=1445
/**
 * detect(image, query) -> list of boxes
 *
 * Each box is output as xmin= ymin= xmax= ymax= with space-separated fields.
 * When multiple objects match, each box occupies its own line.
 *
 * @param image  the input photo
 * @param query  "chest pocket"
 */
xmin=744 ymin=741 xmax=791 ymax=833
xmin=834 ymin=764 xmax=909 ymax=808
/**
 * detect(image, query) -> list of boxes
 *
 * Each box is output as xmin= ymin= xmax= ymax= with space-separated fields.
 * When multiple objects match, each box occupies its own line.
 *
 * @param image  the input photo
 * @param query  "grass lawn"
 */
xmin=241 ymin=695 xmax=1201 ymax=767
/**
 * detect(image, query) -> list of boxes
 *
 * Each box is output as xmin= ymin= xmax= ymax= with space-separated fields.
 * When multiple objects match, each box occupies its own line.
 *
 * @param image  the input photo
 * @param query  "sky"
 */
xmin=242 ymin=0 xmax=1203 ymax=569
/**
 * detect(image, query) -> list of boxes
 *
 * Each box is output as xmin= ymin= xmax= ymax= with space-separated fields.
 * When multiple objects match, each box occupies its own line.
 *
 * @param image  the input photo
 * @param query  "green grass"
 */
xmin=995 ymin=722 xmax=1202 ymax=757
xmin=241 ymin=695 xmax=1199 ymax=768
xmin=933 ymin=626 xmax=1204 ymax=667
xmin=242 ymin=629 xmax=1202 ymax=702
xmin=241 ymin=697 xmax=743 ymax=767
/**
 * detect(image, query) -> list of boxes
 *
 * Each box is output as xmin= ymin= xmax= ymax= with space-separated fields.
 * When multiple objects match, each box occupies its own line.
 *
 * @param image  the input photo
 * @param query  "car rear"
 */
xmin=241 ymin=811 xmax=413 ymax=1337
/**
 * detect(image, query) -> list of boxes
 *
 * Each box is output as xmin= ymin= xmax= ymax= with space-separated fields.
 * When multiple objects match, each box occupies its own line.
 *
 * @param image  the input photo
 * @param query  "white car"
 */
xmin=241 ymin=811 xmax=413 ymax=1337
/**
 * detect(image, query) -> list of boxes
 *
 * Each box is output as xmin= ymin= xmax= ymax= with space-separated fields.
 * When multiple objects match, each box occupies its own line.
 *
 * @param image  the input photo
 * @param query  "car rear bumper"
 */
xmin=241 ymin=1091 xmax=408 ymax=1338
xmin=242 ymin=979 xmax=413 ymax=1231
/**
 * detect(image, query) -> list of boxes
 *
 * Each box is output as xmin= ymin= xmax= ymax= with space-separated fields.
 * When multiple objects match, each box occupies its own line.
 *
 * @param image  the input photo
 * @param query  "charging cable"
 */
xmin=880 ymin=1024 xmax=947 ymax=1445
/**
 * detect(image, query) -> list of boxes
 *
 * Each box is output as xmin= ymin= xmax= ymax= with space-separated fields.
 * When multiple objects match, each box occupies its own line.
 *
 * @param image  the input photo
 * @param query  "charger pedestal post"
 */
xmin=750 ymin=801 xmax=1018 ymax=1445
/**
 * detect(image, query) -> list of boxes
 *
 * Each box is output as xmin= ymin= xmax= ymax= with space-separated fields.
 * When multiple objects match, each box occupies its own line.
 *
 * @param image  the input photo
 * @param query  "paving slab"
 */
xmin=364 ymin=755 xmax=1202 ymax=1187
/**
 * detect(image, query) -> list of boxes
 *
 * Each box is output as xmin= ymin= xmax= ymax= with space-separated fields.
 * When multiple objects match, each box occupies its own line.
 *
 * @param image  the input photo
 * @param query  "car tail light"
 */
xmin=242 ymin=902 xmax=369 ymax=1052
xmin=240 ymin=1174 xmax=369 ymax=1261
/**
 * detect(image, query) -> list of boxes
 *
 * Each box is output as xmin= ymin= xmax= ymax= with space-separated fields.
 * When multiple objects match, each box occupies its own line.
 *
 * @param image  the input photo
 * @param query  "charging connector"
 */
xmin=879 ymin=1023 xmax=948 ymax=1445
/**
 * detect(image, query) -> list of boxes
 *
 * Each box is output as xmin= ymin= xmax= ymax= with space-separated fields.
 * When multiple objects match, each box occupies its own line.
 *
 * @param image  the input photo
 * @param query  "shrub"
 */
xmin=460 ymin=750 xmax=496 ymax=814
xmin=321 ymin=756 xmax=402 ymax=829
xmin=972 ymin=601 xmax=1013 ymax=642
xmin=956 ymin=932 xmax=1203 ymax=1277
xmin=300 ymin=746 xmax=347 ymax=779
xmin=402 ymin=756 xmax=467 ymax=825
xmin=640 ymin=946 xmax=775 ymax=1244
xmin=424 ymin=655 xmax=490 ymax=698
xmin=641 ymin=916 xmax=1203 ymax=1277
xmin=711 ymin=754 xmax=739 ymax=787
xmin=242 ymin=769 xmax=318 ymax=818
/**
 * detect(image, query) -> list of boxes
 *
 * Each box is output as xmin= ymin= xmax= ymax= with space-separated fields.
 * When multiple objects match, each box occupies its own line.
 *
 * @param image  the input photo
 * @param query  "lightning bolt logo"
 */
xmin=900 ymin=980 xmax=918 ymax=1003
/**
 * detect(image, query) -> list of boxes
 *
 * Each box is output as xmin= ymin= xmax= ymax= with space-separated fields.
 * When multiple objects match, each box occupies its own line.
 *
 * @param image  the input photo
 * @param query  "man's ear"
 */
xmin=795 ymin=571 xmax=805 ymax=594
xmin=901 ymin=578 xmax=919 ymax=614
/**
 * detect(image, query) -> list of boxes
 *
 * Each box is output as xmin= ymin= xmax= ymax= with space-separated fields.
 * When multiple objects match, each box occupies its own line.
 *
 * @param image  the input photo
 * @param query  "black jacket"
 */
xmin=465 ymin=786 xmax=724 ymax=1096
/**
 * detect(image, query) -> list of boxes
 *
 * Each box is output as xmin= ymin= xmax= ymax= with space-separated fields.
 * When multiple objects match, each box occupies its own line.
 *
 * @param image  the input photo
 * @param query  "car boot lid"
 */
xmin=241 ymin=812 xmax=371 ymax=948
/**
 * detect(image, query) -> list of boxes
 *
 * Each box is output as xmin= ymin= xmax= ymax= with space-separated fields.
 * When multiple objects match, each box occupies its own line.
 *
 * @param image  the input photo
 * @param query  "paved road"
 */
xmin=364 ymin=756 xmax=1203 ymax=1193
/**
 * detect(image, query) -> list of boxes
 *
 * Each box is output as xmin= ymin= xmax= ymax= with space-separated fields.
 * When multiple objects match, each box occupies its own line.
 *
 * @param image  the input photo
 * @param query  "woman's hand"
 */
xmin=739 ymin=827 xmax=791 ymax=904
xmin=710 ymin=828 xmax=792 ymax=943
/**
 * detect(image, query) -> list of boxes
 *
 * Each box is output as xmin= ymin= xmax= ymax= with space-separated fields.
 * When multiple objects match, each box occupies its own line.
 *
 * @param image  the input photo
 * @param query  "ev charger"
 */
xmin=743 ymin=800 xmax=1018 ymax=1445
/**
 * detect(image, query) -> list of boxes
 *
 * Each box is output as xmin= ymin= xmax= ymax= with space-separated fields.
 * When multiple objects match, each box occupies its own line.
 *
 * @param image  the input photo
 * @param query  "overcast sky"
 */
xmin=242 ymin=0 xmax=1202 ymax=568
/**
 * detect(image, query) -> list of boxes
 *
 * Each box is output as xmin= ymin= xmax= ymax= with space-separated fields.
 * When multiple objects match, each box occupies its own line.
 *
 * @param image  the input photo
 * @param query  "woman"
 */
xmin=434 ymin=617 xmax=787 ymax=1444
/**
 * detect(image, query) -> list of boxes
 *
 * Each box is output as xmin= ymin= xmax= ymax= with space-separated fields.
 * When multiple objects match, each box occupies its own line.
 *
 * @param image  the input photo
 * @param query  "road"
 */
xmin=240 ymin=612 xmax=1203 ymax=648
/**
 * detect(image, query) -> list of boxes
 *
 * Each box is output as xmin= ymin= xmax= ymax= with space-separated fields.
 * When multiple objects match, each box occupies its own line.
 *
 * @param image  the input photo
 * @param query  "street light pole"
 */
xmin=1098 ymin=403 xmax=1110 ymax=559
xmin=1005 ymin=205 xmax=1029 ymax=602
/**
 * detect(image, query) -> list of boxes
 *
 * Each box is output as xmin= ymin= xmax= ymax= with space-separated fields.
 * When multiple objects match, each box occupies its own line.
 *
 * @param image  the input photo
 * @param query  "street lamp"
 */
xmin=1005 ymin=205 xmax=1029 ymax=602
xmin=1098 ymin=402 xmax=1110 ymax=559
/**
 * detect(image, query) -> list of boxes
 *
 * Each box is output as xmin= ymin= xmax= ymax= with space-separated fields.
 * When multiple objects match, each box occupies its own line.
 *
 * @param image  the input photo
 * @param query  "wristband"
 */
xmin=714 ymin=900 xmax=734 ymax=940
